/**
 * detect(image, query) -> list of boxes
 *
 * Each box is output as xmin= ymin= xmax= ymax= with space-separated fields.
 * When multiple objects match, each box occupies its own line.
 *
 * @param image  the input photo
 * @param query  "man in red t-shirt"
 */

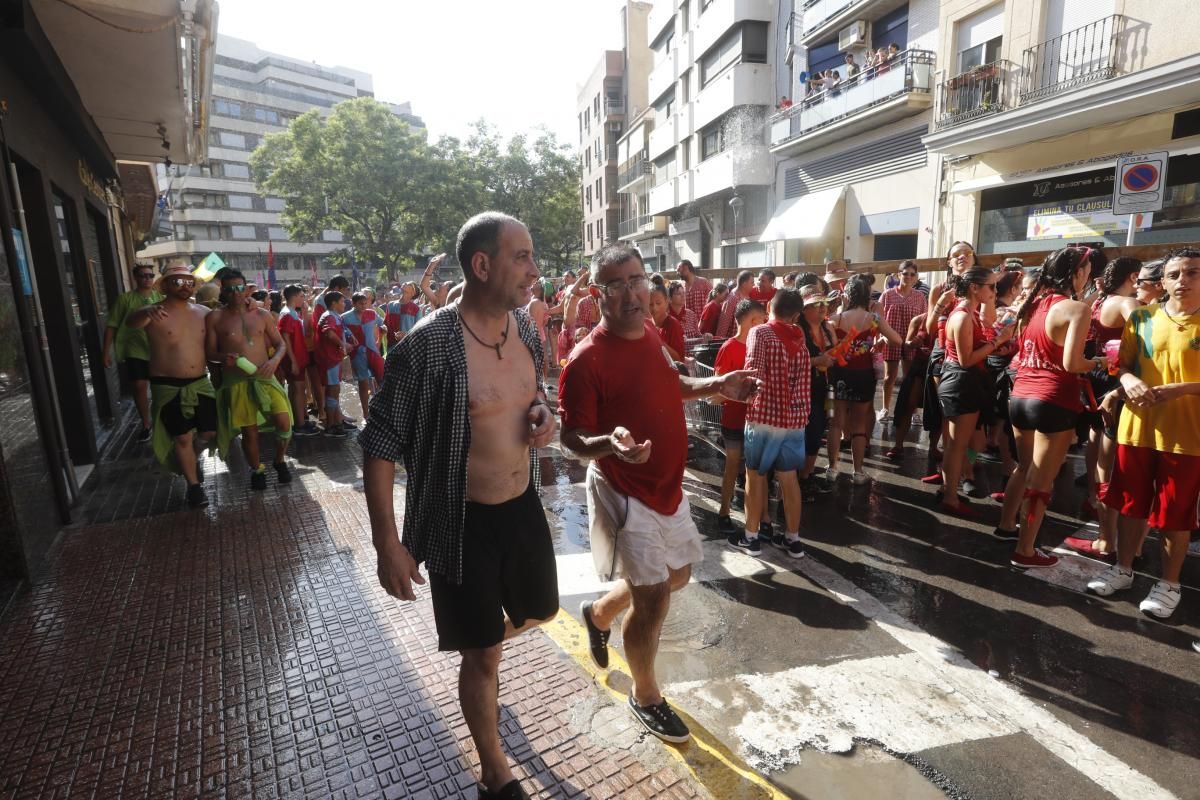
xmin=310 ymin=274 xmax=350 ymax=423
xmin=316 ymin=292 xmax=355 ymax=436
xmin=676 ymin=259 xmax=711 ymax=319
xmin=559 ymin=244 xmax=757 ymax=745
xmin=277 ymin=285 xmax=319 ymax=437
xmin=748 ymin=268 xmax=778 ymax=306
xmin=712 ymin=298 xmax=767 ymax=536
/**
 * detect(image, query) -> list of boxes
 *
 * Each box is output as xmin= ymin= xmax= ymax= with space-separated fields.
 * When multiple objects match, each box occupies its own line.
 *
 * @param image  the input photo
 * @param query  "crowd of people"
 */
xmin=103 ymin=257 xmax=460 ymax=507
xmin=796 ymin=43 xmax=904 ymax=105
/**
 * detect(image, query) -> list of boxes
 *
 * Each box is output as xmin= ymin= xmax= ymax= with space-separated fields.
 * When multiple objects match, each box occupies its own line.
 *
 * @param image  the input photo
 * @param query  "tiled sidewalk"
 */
xmin=0 ymin=427 xmax=706 ymax=799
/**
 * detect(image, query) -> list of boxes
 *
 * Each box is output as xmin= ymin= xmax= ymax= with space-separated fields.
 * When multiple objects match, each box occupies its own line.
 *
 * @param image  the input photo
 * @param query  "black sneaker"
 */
xmin=186 ymin=483 xmax=208 ymax=508
xmin=992 ymin=526 xmax=1020 ymax=541
xmin=728 ymin=533 xmax=761 ymax=555
xmin=274 ymin=462 xmax=292 ymax=484
xmin=780 ymin=536 xmax=805 ymax=559
xmin=250 ymin=469 xmax=267 ymax=491
xmin=580 ymin=600 xmax=610 ymax=670
xmin=628 ymin=696 xmax=690 ymax=743
xmin=717 ymin=516 xmax=737 ymax=536
xmin=770 ymin=531 xmax=786 ymax=549
xmin=759 ymin=521 xmax=773 ymax=540
xmin=293 ymin=422 xmax=320 ymax=437
xmin=341 ymin=420 xmax=358 ymax=431
xmin=478 ymin=779 xmax=530 ymax=799
xmin=135 ymin=426 xmax=152 ymax=444
xmin=324 ymin=426 xmax=347 ymax=438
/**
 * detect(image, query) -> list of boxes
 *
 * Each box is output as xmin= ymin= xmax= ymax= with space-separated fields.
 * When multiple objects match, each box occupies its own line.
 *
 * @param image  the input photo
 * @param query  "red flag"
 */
xmin=267 ymin=240 xmax=275 ymax=268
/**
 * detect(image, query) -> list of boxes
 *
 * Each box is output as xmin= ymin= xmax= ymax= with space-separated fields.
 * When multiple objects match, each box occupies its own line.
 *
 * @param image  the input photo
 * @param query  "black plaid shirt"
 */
xmin=359 ymin=304 xmax=545 ymax=584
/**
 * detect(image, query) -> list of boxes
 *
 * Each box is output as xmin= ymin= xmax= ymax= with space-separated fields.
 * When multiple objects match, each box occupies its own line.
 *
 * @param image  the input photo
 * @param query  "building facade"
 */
xmin=643 ymin=0 xmax=777 ymax=269
xmin=615 ymin=107 xmax=671 ymax=268
xmin=139 ymin=35 xmax=423 ymax=284
xmin=764 ymin=0 xmax=941 ymax=265
xmin=0 ymin=0 xmax=215 ymax=597
xmin=578 ymin=2 xmax=654 ymax=260
xmin=923 ymin=0 xmax=1200 ymax=255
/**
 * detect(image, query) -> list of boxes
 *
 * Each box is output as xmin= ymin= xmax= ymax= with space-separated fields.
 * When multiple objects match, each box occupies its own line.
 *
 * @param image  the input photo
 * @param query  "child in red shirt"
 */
xmin=712 ymin=298 xmax=767 ymax=535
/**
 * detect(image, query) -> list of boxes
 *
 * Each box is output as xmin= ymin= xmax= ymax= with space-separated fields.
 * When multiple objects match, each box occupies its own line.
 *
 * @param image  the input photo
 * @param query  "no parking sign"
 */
xmin=1113 ymin=151 xmax=1168 ymax=215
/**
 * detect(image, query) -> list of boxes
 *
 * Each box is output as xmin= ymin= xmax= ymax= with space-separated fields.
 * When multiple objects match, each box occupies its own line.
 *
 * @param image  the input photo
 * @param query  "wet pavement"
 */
xmin=0 ymin=387 xmax=1197 ymax=799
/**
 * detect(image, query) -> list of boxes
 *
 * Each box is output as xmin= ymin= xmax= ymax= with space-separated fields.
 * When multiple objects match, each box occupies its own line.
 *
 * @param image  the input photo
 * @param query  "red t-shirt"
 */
xmin=276 ymin=307 xmax=309 ymax=374
xmin=700 ymin=300 xmax=722 ymax=335
xmin=316 ymin=310 xmax=347 ymax=371
xmin=714 ymin=337 xmax=748 ymax=430
xmin=558 ymin=320 xmax=687 ymax=515
xmin=749 ymin=286 xmax=777 ymax=305
xmin=656 ymin=315 xmax=686 ymax=359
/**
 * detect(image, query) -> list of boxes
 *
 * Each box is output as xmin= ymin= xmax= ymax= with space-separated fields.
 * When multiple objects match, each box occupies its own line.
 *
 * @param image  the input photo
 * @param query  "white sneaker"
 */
xmin=1139 ymin=581 xmax=1182 ymax=619
xmin=876 ymin=408 xmax=888 ymax=422
xmin=1086 ymin=565 xmax=1134 ymax=597
xmin=852 ymin=471 xmax=871 ymax=485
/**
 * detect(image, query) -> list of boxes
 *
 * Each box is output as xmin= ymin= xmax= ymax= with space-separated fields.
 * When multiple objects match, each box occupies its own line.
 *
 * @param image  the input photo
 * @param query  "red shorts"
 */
xmin=1103 ymin=444 xmax=1200 ymax=531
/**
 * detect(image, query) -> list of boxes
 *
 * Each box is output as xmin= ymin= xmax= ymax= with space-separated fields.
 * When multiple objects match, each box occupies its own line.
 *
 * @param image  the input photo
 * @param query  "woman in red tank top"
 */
xmin=997 ymin=246 xmax=1105 ymax=568
xmin=935 ymin=267 xmax=1015 ymax=515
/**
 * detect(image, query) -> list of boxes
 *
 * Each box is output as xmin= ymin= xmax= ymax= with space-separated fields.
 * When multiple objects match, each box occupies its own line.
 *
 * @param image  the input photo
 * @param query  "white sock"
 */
xmin=785 ymin=532 xmax=800 ymax=542
xmin=744 ymin=529 xmax=758 ymax=540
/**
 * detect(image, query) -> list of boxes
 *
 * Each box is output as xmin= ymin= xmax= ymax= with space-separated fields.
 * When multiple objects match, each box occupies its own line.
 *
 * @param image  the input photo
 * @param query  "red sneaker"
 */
xmin=1061 ymin=536 xmax=1113 ymax=559
xmin=921 ymin=473 xmax=944 ymax=485
xmin=1011 ymin=549 xmax=1059 ymax=568
xmin=940 ymin=501 xmax=975 ymax=518
xmin=990 ymin=492 xmax=1005 ymax=503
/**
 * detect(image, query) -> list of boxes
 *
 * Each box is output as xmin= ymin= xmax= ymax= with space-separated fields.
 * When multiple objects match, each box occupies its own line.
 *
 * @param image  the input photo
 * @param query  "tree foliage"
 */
xmin=250 ymin=97 xmax=582 ymax=281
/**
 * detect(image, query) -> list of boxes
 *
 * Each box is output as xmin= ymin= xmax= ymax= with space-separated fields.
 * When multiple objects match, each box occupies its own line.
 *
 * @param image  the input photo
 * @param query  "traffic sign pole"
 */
xmin=1127 ymin=214 xmax=1135 ymax=246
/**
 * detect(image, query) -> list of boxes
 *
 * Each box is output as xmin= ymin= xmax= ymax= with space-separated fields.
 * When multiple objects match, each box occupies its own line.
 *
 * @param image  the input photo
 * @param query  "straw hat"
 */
xmin=156 ymin=260 xmax=194 ymax=289
xmin=823 ymin=259 xmax=849 ymax=283
xmin=799 ymin=284 xmax=829 ymax=306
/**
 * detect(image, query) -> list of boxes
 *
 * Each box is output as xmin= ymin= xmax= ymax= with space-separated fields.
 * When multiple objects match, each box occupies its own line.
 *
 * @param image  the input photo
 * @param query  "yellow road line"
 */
xmin=542 ymin=613 xmax=789 ymax=800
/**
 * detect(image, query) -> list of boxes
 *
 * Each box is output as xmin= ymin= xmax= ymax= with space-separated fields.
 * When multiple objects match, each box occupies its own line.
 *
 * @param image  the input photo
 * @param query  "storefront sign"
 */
xmin=77 ymin=160 xmax=106 ymax=203
xmin=11 ymin=229 xmax=32 ymax=296
xmin=1113 ymin=151 xmax=1169 ymax=215
xmin=1026 ymin=200 xmax=1151 ymax=240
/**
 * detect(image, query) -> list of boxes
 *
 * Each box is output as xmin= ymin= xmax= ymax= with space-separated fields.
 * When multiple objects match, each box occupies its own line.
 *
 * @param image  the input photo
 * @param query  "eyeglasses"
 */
xmin=596 ymin=274 xmax=649 ymax=297
xmin=1135 ymin=278 xmax=1161 ymax=286
xmin=136 ymin=272 xmax=156 ymax=280
xmin=226 ymin=284 xmax=248 ymax=293
xmin=167 ymin=277 xmax=195 ymax=287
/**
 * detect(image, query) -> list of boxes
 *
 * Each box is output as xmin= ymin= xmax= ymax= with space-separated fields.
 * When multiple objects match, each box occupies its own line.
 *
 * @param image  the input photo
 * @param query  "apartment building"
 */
xmin=614 ymin=107 xmax=671 ymax=267
xmin=578 ymin=2 xmax=654 ymax=260
xmin=923 ymin=0 xmax=1200 ymax=255
xmin=764 ymin=0 xmax=941 ymax=265
xmin=139 ymin=35 xmax=423 ymax=283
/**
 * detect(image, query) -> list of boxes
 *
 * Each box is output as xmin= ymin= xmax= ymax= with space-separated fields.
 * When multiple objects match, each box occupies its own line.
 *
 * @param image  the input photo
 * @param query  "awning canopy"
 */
xmin=758 ymin=186 xmax=846 ymax=242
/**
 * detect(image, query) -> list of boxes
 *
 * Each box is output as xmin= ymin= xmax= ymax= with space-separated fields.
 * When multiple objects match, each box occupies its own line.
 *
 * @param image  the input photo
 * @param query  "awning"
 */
xmin=758 ymin=186 xmax=846 ymax=242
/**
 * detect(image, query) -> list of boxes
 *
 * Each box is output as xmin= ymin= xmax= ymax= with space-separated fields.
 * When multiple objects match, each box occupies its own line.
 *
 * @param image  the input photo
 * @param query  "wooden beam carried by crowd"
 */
xmin=689 ymin=242 xmax=1200 ymax=283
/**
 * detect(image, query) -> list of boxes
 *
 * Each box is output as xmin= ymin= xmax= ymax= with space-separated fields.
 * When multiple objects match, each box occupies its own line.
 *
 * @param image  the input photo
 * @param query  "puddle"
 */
xmin=769 ymin=745 xmax=952 ymax=800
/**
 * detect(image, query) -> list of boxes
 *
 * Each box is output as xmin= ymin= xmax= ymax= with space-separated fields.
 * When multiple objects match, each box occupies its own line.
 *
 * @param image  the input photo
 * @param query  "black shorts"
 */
xmin=429 ymin=482 xmax=558 ymax=651
xmin=937 ymin=363 xmax=995 ymax=424
xmin=831 ymin=367 xmax=877 ymax=403
xmin=1009 ymin=397 xmax=1079 ymax=434
xmin=722 ymin=425 xmax=744 ymax=446
xmin=152 ymin=376 xmax=218 ymax=437
xmin=805 ymin=395 xmax=828 ymax=455
xmin=125 ymin=357 xmax=150 ymax=381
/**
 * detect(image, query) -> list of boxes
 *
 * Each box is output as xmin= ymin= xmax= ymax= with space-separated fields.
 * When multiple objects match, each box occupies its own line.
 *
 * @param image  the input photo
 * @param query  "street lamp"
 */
xmin=728 ymin=192 xmax=744 ymax=268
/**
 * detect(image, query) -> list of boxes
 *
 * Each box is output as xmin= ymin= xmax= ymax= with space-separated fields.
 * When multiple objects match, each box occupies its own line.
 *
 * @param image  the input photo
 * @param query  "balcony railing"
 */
xmin=617 ymin=153 xmax=653 ymax=190
xmin=1021 ymin=15 xmax=1124 ymax=104
xmin=618 ymin=214 xmax=652 ymax=238
xmin=605 ymin=98 xmax=625 ymax=115
xmin=934 ymin=59 xmax=1014 ymax=131
xmin=800 ymin=0 xmax=863 ymax=36
xmin=770 ymin=49 xmax=935 ymax=146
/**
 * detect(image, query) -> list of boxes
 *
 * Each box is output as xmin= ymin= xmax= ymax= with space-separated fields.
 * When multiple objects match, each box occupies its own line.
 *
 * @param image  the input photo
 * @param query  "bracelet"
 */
xmin=531 ymin=399 xmax=554 ymax=413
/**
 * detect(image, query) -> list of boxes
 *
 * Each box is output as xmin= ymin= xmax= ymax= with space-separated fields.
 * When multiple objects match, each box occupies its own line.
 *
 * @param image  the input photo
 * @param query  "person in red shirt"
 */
xmin=748 ymin=269 xmax=778 ymax=305
xmin=733 ymin=289 xmax=812 ymax=558
xmin=277 ymin=285 xmax=319 ymax=437
xmin=315 ymin=292 xmax=356 ymax=436
xmin=648 ymin=283 xmax=686 ymax=361
xmin=717 ymin=270 xmax=754 ymax=338
xmin=667 ymin=281 xmax=701 ymax=338
xmin=700 ymin=282 xmax=728 ymax=335
xmin=309 ymin=274 xmax=350 ymax=423
xmin=712 ymin=298 xmax=767 ymax=535
xmin=676 ymin=259 xmax=712 ymax=319
xmin=559 ymin=244 xmax=757 ymax=744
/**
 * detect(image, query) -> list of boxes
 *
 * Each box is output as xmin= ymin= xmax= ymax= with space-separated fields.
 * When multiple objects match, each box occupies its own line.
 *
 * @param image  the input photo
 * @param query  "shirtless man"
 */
xmin=125 ymin=263 xmax=216 ymax=508
xmin=361 ymin=212 xmax=556 ymax=800
xmin=205 ymin=268 xmax=293 ymax=490
xmin=525 ymin=279 xmax=549 ymax=369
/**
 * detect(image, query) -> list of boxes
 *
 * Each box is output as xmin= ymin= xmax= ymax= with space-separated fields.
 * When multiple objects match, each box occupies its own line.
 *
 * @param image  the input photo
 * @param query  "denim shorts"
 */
xmin=324 ymin=365 xmax=341 ymax=386
xmin=743 ymin=422 xmax=806 ymax=475
xmin=350 ymin=351 xmax=373 ymax=382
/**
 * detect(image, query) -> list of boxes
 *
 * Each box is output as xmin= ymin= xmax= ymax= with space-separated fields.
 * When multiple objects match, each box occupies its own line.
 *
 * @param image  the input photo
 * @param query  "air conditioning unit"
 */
xmin=839 ymin=20 xmax=869 ymax=50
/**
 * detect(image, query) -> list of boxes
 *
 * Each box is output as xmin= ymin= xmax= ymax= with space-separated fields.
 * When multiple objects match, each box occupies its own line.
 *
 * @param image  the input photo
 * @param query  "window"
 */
xmin=700 ymin=23 xmax=768 ymax=86
xmin=872 ymin=4 xmax=910 ymax=51
xmin=231 ymin=225 xmax=256 ymax=239
xmin=679 ymin=136 xmax=691 ymax=171
xmin=701 ymin=124 xmax=725 ymax=161
xmin=222 ymin=163 xmax=250 ymax=179
xmin=214 ymin=99 xmax=242 ymax=118
xmin=956 ymin=3 xmax=1004 ymax=72
xmin=218 ymin=131 xmax=246 ymax=149
xmin=806 ymin=37 xmax=844 ymax=76
xmin=653 ymin=151 xmax=676 ymax=187
xmin=265 ymin=197 xmax=286 ymax=212
xmin=680 ymin=69 xmax=691 ymax=103
xmin=652 ymin=88 xmax=676 ymax=119
xmin=268 ymin=226 xmax=288 ymax=240
xmin=597 ymin=219 xmax=603 ymax=240
xmin=254 ymin=108 xmax=280 ymax=125
xmin=228 ymin=194 xmax=253 ymax=210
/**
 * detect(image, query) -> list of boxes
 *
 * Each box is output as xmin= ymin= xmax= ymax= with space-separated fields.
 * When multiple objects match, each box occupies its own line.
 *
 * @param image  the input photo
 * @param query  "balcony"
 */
xmin=648 ymin=47 xmax=679 ymax=103
xmin=1021 ymin=15 xmax=1124 ymax=105
xmin=647 ymin=0 xmax=675 ymax=44
xmin=605 ymin=98 xmax=626 ymax=116
xmin=693 ymin=61 xmax=774 ymax=131
xmin=933 ymin=59 xmax=1015 ymax=132
xmin=770 ymin=49 xmax=935 ymax=153
xmin=693 ymin=0 xmax=774 ymax=60
xmin=691 ymin=146 xmax=771 ymax=203
xmin=617 ymin=153 xmax=654 ymax=191
xmin=799 ymin=0 xmax=891 ymax=45
xmin=617 ymin=215 xmax=669 ymax=239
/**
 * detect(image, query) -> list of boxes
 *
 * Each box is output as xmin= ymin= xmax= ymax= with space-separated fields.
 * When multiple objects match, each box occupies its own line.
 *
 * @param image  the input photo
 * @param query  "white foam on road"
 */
xmin=667 ymin=652 xmax=1016 ymax=765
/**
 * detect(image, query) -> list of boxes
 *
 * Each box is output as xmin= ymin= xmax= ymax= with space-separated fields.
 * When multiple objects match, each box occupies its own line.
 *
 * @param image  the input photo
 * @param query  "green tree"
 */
xmin=250 ymin=97 xmax=431 ymax=282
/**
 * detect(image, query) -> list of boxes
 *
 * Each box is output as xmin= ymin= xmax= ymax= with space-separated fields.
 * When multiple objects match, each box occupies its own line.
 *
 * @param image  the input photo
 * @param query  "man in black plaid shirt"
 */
xmin=361 ymin=212 xmax=557 ymax=800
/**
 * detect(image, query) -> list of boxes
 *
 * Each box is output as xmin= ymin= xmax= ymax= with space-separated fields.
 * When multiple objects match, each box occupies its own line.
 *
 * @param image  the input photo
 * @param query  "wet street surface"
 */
xmin=0 ymin=389 xmax=1196 ymax=799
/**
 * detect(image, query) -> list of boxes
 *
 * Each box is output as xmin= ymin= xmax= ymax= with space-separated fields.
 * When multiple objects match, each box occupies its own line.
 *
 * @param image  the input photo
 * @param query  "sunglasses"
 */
xmin=136 ymin=272 xmax=156 ymax=280
xmin=1135 ymin=278 xmax=1161 ymax=286
xmin=225 ymin=284 xmax=248 ymax=292
xmin=167 ymin=277 xmax=195 ymax=287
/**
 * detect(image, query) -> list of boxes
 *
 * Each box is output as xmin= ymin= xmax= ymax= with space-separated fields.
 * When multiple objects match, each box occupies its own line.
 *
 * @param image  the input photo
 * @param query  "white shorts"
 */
xmin=585 ymin=462 xmax=704 ymax=587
